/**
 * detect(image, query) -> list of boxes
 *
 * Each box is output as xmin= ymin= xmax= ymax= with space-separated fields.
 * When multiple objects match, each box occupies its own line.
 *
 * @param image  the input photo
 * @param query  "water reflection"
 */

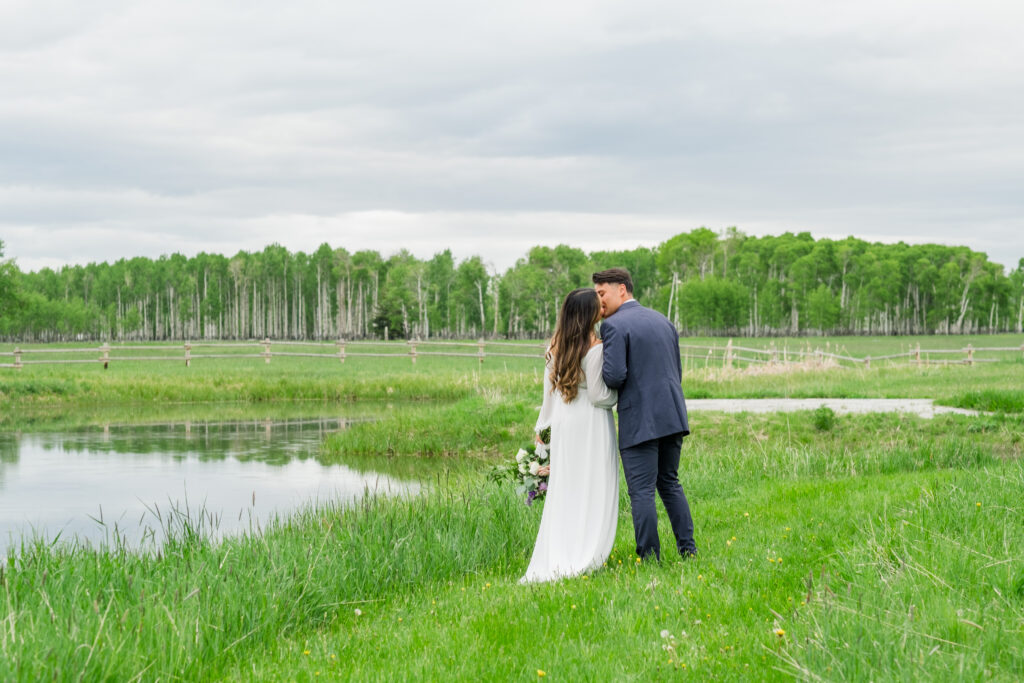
xmin=0 ymin=417 xmax=418 ymax=557
xmin=21 ymin=418 xmax=371 ymax=465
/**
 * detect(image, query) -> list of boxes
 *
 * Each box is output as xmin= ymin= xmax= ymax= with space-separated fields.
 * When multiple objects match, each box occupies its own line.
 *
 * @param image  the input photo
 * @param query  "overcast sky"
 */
xmin=2 ymin=0 xmax=1023 ymax=274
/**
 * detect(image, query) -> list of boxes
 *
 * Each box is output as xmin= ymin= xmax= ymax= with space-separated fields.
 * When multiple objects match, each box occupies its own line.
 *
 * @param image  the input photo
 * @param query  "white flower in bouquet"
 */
xmin=535 ymin=443 xmax=548 ymax=460
xmin=518 ymin=462 xmax=529 ymax=474
xmin=515 ymin=448 xmax=529 ymax=463
xmin=528 ymin=460 xmax=541 ymax=476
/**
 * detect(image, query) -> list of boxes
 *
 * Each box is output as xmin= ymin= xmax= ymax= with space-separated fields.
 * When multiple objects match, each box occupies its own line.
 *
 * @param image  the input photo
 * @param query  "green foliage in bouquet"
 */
xmin=488 ymin=427 xmax=551 ymax=505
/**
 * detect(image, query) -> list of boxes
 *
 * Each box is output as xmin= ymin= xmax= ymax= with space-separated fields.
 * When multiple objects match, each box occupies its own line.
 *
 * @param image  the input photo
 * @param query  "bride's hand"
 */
xmin=537 ymin=465 xmax=550 ymax=477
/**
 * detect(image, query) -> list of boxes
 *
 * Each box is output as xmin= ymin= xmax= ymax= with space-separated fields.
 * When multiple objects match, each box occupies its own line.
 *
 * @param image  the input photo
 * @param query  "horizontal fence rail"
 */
xmin=0 ymin=339 xmax=548 ymax=369
xmin=1 ymin=339 xmax=1022 ymax=371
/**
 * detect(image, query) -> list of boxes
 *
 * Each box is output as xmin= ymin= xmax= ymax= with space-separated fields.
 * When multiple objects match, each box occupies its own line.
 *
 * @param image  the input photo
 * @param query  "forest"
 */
xmin=1 ymin=229 xmax=1022 ymax=341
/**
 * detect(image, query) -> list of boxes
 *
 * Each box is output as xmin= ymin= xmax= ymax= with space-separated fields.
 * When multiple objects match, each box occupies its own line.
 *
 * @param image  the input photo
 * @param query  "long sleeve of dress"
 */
xmin=535 ymin=359 xmax=555 ymax=433
xmin=584 ymin=345 xmax=618 ymax=409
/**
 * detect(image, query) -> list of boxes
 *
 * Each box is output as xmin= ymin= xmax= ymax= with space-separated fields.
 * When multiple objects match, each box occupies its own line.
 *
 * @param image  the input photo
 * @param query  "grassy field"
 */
xmin=1 ymin=410 xmax=1021 ymax=680
xmin=0 ymin=335 xmax=1022 ymax=680
xmin=682 ymin=332 xmax=1024 ymax=357
xmin=3 ymin=345 xmax=1024 ymax=429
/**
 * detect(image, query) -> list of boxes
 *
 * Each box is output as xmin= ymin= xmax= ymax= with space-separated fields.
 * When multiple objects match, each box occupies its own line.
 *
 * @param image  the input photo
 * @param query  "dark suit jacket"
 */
xmin=600 ymin=299 xmax=689 ymax=450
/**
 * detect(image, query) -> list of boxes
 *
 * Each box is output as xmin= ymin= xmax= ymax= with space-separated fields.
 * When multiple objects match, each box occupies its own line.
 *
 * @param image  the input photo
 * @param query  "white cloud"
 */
xmin=1 ymin=0 xmax=1023 ymax=272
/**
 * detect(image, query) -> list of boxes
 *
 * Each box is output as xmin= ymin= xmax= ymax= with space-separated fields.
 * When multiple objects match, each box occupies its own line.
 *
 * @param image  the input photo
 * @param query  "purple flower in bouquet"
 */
xmin=497 ymin=436 xmax=551 ymax=506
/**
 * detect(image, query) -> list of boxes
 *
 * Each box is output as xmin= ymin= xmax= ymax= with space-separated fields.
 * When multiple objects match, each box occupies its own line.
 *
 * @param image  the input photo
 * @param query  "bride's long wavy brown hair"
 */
xmin=547 ymin=288 xmax=601 ymax=403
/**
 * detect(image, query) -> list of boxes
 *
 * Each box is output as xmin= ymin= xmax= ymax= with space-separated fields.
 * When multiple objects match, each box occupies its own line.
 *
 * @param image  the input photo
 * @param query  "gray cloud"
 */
xmin=2 ymin=0 xmax=1023 ymax=271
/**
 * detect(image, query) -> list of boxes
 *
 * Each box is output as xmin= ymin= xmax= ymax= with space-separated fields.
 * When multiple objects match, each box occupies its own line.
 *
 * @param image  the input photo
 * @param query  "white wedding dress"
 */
xmin=520 ymin=344 xmax=619 ymax=583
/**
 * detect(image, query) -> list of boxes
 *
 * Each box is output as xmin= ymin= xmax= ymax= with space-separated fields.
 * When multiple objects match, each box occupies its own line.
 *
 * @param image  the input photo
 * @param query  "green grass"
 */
xmin=680 ymin=332 xmax=1024 ymax=359
xmin=1 ymin=410 xmax=1022 ymax=680
xmin=321 ymin=395 xmax=536 ymax=459
xmin=0 ymin=356 xmax=544 ymax=429
xmin=1 ymin=336 xmax=1022 ymax=679
xmin=685 ymin=362 xmax=1024 ymax=407
xmin=948 ymin=389 xmax=1024 ymax=414
xmin=245 ymin=467 xmax=1024 ymax=681
xmin=4 ymin=347 xmax=1024 ymax=425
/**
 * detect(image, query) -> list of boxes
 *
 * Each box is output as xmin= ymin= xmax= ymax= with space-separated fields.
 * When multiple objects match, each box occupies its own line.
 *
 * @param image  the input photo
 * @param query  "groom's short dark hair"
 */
xmin=592 ymin=268 xmax=634 ymax=294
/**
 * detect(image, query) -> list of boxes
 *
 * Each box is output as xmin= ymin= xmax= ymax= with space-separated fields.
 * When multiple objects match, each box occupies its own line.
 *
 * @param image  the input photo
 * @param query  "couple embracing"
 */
xmin=521 ymin=268 xmax=697 ymax=584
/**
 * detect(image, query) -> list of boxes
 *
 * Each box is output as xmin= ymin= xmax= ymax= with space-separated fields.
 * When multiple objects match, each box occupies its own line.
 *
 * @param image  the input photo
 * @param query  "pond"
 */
xmin=0 ymin=409 xmax=418 ymax=557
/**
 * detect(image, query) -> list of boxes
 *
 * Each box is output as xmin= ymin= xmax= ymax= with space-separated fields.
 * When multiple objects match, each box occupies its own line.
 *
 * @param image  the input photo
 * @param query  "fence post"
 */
xmin=815 ymin=347 xmax=823 ymax=366
xmin=263 ymin=338 xmax=271 ymax=364
xmin=478 ymin=338 xmax=485 ymax=366
xmin=724 ymin=339 xmax=733 ymax=369
xmin=100 ymin=343 xmax=110 ymax=370
xmin=409 ymin=338 xmax=417 ymax=365
xmin=337 ymin=338 xmax=346 ymax=364
xmin=966 ymin=344 xmax=974 ymax=366
xmin=13 ymin=346 xmax=21 ymax=371
xmin=864 ymin=355 xmax=871 ymax=369
xmin=185 ymin=341 xmax=192 ymax=368
xmin=769 ymin=344 xmax=778 ymax=365
xmin=915 ymin=343 xmax=921 ymax=366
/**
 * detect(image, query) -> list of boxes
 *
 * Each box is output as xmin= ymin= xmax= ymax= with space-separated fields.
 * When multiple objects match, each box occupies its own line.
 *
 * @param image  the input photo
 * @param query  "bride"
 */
xmin=520 ymin=287 xmax=619 ymax=583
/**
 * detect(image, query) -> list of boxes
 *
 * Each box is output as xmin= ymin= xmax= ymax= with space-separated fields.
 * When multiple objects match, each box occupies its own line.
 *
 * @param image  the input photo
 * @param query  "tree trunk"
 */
xmin=476 ymin=281 xmax=486 ymax=337
xmin=492 ymin=280 xmax=500 ymax=338
xmin=954 ymin=280 xmax=971 ymax=333
xmin=667 ymin=272 xmax=677 ymax=323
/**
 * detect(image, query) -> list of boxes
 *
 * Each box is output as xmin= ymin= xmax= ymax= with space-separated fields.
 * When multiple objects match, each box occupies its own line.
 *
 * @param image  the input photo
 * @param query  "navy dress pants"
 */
xmin=619 ymin=432 xmax=696 ymax=560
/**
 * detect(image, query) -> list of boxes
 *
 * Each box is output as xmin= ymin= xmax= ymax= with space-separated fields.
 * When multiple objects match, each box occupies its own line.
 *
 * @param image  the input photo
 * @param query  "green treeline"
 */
xmin=1 ymin=229 xmax=1022 ymax=341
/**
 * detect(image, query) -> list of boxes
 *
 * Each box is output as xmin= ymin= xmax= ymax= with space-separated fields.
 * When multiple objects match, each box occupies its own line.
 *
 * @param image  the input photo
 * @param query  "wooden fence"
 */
xmin=681 ymin=340 xmax=1024 ymax=370
xmin=1 ymin=339 xmax=1022 ymax=371
xmin=0 ymin=339 xmax=547 ymax=370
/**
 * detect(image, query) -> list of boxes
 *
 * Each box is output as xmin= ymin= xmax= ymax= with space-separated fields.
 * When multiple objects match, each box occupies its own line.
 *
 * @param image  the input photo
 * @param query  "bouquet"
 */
xmin=489 ymin=428 xmax=551 ymax=505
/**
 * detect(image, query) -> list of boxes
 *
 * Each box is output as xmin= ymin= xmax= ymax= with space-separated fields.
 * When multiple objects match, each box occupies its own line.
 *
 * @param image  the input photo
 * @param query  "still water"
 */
xmin=0 ymin=416 xmax=417 ymax=556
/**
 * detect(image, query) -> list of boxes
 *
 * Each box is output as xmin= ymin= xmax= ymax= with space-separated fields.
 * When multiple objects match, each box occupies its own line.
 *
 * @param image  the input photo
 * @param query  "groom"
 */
xmin=593 ymin=268 xmax=697 ymax=560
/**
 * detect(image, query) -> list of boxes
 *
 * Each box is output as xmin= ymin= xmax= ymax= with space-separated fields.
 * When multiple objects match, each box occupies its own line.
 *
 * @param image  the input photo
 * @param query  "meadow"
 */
xmin=0 ymin=335 xmax=1022 ymax=680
